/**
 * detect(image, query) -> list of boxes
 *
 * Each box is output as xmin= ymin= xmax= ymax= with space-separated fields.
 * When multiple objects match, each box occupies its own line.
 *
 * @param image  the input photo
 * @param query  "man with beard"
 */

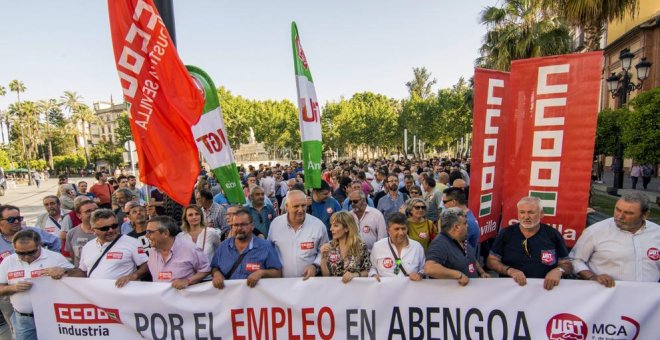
xmin=65 ymin=200 xmax=98 ymax=267
xmin=211 ymin=208 xmax=281 ymax=289
xmin=570 ymin=192 xmax=660 ymax=286
xmin=487 ymin=197 xmax=571 ymax=290
xmin=268 ymin=190 xmax=328 ymax=279
xmin=376 ymin=175 xmax=407 ymax=220
xmin=124 ymin=202 xmax=150 ymax=257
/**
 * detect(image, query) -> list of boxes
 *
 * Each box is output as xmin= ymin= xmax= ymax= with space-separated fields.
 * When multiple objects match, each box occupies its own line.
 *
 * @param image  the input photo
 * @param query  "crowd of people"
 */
xmin=0 ymin=158 xmax=657 ymax=339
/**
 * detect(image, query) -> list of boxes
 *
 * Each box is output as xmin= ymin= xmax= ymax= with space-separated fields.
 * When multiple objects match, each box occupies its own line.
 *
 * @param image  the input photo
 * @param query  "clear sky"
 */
xmin=0 ymin=0 xmax=494 ymax=111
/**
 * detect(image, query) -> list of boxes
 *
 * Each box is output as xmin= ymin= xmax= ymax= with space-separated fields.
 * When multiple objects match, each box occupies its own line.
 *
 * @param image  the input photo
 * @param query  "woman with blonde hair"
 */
xmin=406 ymin=197 xmax=437 ymax=251
xmin=179 ymin=204 xmax=221 ymax=261
xmin=320 ymin=211 xmax=371 ymax=283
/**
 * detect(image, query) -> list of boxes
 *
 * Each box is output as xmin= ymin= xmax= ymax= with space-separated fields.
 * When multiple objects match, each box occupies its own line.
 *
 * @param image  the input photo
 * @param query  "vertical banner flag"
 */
xmin=107 ymin=0 xmax=203 ymax=205
xmin=501 ymin=52 xmax=603 ymax=247
xmin=187 ymin=65 xmax=245 ymax=205
xmin=291 ymin=22 xmax=323 ymax=190
xmin=469 ymin=68 xmax=509 ymax=242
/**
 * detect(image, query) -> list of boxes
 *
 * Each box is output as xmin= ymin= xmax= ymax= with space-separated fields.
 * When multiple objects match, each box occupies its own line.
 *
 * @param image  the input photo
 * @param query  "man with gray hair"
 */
xmin=486 ymin=196 xmax=571 ymax=290
xmin=570 ymin=192 xmax=660 ymax=287
xmin=113 ymin=188 xmax=134 ymax=224
xmin=348 ymin=190 xmax=386 ymax=250
xmin=424 ymin=208 xmax=489 ymax=286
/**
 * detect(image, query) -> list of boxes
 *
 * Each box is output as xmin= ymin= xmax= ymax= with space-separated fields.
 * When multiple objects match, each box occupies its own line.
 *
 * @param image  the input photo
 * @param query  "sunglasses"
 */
xmin=95 ymin=223 xmax=119 ymax=232
xmin=15 ymin=249 xmax=38 ymax=257
xmin=1 ymin=216 xmax=24 ymax=224
xmin=413 ymin=205 xmax=426 ymax=210
xmin=410 ymin=191 xmax=420 ymax=195
xmin=442 ymin=199 xmax=454 ymax=204
xmin=349 ymin=199 xmax=361 ymax=205
xmin=522 ymin=239 xmax=531 ymax=258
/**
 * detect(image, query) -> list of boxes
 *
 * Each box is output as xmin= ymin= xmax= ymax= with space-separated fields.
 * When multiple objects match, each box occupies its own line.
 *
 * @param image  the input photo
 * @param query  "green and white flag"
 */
xmin=529 ymin=190 xmax=558 ymax=216
xmin=291 ymin=22 xmax=322 ymax=190
xmin=187 ymin=65 xmax=245 ymax=204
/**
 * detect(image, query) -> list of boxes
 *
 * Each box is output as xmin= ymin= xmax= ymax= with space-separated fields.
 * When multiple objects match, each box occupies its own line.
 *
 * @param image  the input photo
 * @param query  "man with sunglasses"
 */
xmin=486 ymin=197 xmax=571 ymax=290
xmin=0 ymin=230 xmax=73 ymax=340
xmin=69 ymin=209 xmax=148 ymax=287
xmin=348 ymin=190 xmax=386 ymax=250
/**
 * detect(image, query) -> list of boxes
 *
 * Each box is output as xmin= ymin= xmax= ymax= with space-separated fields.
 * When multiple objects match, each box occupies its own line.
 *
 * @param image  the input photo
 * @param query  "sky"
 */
xmin=0 ymin=0 xmax=495 ymax=111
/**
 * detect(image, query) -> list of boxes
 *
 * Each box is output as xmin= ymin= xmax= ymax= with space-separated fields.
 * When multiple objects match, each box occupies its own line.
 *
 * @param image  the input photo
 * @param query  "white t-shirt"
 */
xmin=369 ymin=237 xmax=425 ymax=278
xmin=0 ymin=248 xmax=73 ymax=313
xmin=177 ymin=228 xmax=221 ymax=262
xmin=351 ymin=207 xmax=387 ymax=250
xmin=78 ymin=235 xmax=148 ymax=279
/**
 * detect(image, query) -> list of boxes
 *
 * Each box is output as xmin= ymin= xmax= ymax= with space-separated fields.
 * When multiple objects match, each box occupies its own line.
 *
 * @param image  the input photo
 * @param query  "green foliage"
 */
xmin=53 ymin=154 xmax=85 ymax=171
xmin=90 ymin=142 xmax=124 ymax=167
xmin=29 ymin=159 xmax=47 ymax=170
xmin=115 ymin=111 xmax=133 ymax=145
xmin=0 ymin=149 xmax=10 ymax=169
xmin=594 ymin=108 xmax=625 ymax=156
xmin=621 ymin=87 xmax=660 ymax=164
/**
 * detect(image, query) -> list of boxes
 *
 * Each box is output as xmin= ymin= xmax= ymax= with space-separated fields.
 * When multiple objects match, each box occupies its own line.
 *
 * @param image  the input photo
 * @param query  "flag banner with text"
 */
xmin=187 ymin=65 xmax=245 ymax=205
xmin=108 ymin=0 xmax=204 ymax=205
xmin=292 ymin=22 xmax=322 ymax=190
xmin=32 ymin=277 xmax=659 ymax=339
xmin=469 ymin=68 xmax=509 ymax=242
xmin=501 ymin=52 xmax=603 ymax=247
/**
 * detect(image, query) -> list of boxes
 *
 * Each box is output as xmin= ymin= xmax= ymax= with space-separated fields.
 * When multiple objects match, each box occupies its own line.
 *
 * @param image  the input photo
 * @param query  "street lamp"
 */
xmin=606 ymin=48 xmax=652 ymax=191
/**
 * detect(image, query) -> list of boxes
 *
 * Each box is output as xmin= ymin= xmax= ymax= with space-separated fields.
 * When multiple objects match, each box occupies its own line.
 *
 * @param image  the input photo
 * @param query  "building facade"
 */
xmin=90 ymin=100 xmax=128 ymax=145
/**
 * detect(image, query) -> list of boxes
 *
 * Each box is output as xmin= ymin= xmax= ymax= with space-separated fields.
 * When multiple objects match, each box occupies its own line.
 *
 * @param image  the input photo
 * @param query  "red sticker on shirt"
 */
xmin=362 ymin=226 xmax=371 ymax=234
xmin=541 ymin=250 xmax=556 ymax=265
xmin=31 ymin=269 xmax=47 ymax=278
xmin=267 ymin=214 xmax=273 ymax=220
xmin=106 ymin=252 xmax=123 ymax=260
xmin=326 ymin=207 xmax=334 ymax=214
xmin=0 ymin=251 xmax=11 ymax=263
xmin=383 ymin=258 xmax=394 ymax=269
xmin=8 ymin=270 xmax=24 ymax=280
xmin=468 ymin=263 xmax=475 ymax=273
xmin=418 ymin=232 xmax=428 ymax=239
xmin=158 ymin=272 xmax=172 ymax=281
xmin=647 ymin=247 xmax=660 ymax=261
xmin=300 ymin=242 xmax=314 ymax=250
xmin=246 ymin=263 xmax=261 ymax=272
xmin=137 ymin=247 xmax=145 ymax=254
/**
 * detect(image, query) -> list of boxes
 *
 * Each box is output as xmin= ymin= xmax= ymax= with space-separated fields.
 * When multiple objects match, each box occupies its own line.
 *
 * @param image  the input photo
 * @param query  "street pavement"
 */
xmin=0 ymin=177 xmax=95 ymax=226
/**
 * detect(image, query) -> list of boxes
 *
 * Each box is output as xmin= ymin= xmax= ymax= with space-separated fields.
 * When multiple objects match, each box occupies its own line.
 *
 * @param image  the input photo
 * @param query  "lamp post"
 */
xmin=606 ymin=48 xmax=652 ymax=191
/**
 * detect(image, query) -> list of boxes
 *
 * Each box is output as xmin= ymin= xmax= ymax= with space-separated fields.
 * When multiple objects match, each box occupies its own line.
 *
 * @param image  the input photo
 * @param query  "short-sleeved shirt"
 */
xmin=35 ymin=210 xmax=71 ymax=235
xmin=268 ymin=214 xmax=329 ymax=278
xmin=351 ymin=207 xmax=387 ymax=250
xmin=0 ymin=248 xmax=73 ymax=313
xmin=407 ymin=219 xmax=436 ymax=251
xmin=341 ymin=197 xmax=375 ymax=211
xmin=368 ymin=237 xmax=425 ymax=278
xmin=0 ymin=227 xmax=60 ymax=262
xmin=211 ymin=237 xmax=282 ymax=280
xmin=148 ymin=237 xmax=211 ymax=282
xmin=204 ymin=202 xmax=227 ymax=232
xmin=177 ymin=228 xmax=222 ymax=262
xmin=78 ymin=235 xmax=148 ymax=279
xmin=127 ymin=229 xmax=151 ymax=257
xmin=245 ymin=204 xmax=277 ymax=237
xmin=310 ymin=198 xmax=342 ymax=231
xmin=489 ymin=223 xmax=568 ymax=278
xmin=65 ymin=225 xmax=96 ymax=267
xmin=377 ymin=192 xmax=406 ymax=220
xmin=89 ymin=182 xmax=114 ymax=206
xmin=427 ymin=233 xmax=479 ymax=278
xmin=324 ymin=242 xmax=371 ymax=276
xmin=465 ymin=210 xmax=480 ymax=256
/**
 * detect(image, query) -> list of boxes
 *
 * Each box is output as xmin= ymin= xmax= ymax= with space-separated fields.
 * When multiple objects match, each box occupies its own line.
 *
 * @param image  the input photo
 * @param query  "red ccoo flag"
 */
xmin=107 ymin=0 xmax=203 ymax=205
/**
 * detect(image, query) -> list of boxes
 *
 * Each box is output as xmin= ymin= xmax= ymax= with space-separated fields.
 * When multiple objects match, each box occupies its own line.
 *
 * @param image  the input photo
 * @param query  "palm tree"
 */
xmin=552 ymin=0 xmax=639 ymax=51
xmin=0 ymin=85 xmax=6 ymax=144
xmin=60 ymin=90 xmax=83 ymax=116
xmin=476 ymin=0 xmax=571 ymax=71
xmin=8 ymin=80 xmax=32 ymax=184
xmin=37 ymin=99 xmax=58 ymax=169
xmin=71 ymin=103 xmax=99 ymax=164
xmin=405 ymin=67 xmax=437 ymax=100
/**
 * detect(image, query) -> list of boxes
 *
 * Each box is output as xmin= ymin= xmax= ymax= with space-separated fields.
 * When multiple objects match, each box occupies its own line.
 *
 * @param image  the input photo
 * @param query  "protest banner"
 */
xmin=32 ymin=277 xmax=659 ymax=339
xmin=188 ymin=65 xmax=246 ymax=205
xmin=107 ymin=0 xmax=204 ymax=205
xmin=292 ymin=22 xmax=323 ymax=190
xmin=500 ymin=52 xmax=603 ymax=247
xmin=469 ymin=68 xmax=510 ymax=242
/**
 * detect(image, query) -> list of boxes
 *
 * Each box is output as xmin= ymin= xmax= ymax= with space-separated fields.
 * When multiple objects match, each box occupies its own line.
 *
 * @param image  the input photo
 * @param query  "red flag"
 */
xmin=501 ymin=52 xmax=603 ymax=247
xmin=469 ymin=68 xmax=509 ymax=242
xmin=107 ymin=0 xmax=203 ymax=205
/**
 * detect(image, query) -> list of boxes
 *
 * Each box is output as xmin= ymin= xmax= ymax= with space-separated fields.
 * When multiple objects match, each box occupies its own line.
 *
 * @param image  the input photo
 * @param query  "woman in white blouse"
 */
xmin=179 ymin=204 xmax=221 ymax=261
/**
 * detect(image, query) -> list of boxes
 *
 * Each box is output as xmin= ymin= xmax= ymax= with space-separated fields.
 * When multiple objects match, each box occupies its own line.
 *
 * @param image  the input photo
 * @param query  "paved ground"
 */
xmin=0 ymin=177 xmax=95 ymax=225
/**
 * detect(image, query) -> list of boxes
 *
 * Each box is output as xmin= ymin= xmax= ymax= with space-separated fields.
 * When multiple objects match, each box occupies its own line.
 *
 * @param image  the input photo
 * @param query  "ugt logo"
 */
xmin=546 ymin=313 xmax=587 ymax=340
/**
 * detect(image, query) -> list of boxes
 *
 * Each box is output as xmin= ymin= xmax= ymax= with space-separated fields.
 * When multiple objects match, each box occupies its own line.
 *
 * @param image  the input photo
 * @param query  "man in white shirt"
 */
xmin=0 ymin=229 xmax=73 ymax=340
xmin=68 ymin=209 xmax=148 ymax=287
xmin=369 ymin=213 xmax=424 ymax=280
xmin=570 ymin=192 xmax=660 ymax=286
xmin=268 ymin=190 xmax=329 ymax=279
xmin=348 ymin=190 xmax=386 ymax=250
xmin=35 ymin=195 xmax=72 ymax=240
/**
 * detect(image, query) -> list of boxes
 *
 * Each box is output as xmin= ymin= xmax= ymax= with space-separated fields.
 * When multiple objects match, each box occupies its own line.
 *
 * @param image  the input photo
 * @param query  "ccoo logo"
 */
xmin=546 ymin=313 xmax=587 ymax=340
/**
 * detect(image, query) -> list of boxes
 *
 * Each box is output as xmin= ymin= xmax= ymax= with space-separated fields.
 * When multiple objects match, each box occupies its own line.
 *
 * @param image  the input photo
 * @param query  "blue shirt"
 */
xmin=211 ymin=237 xmax=282 ymax=280
xmin=310 ymin=198 xmax=341 ymax=231
xmin=213 ymin=192 xmax=229 ymax=206
xmin=466 ymin=210 xmax=480 ymax=256
xmin=0 ymin=227 xmax=60 ymax=259
xmin=341 ymin=197 xmax=374 ymax=211
xmin=244 ymin=204 xmax=277 ymax=237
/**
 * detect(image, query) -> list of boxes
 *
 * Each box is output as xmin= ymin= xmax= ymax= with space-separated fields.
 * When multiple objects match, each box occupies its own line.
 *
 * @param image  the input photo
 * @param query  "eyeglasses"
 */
xmin=233 ymin=223 xmax=251 ymax=229
xmin=413 ymin=205 xmax=426 ymax=210
xmin=442 ymin=199 xmax=454 ymax=204
xmin=15 ymin=249 xmax=39 ymax=257
xmin=95 ymin=223 xmax=119 ymax=232
xmin=409 ymin=191 xmax=420 ymax=195
xmin=145 ymin=229 xmax=160 ymax=235
xmin=1 ymin=216 xmax=24 ymax=224
xmin=522 ymin=239 xmax=531 ymax=258
xmin=349 ymin=199 xmax=361 ymax=205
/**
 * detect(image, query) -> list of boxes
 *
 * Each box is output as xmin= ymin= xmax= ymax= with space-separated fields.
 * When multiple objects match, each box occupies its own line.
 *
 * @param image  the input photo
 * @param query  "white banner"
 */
xmin=31 ymin=277 xmax=659 ymax=339
xmin=191 ymin=107 xmax=235 ymax=168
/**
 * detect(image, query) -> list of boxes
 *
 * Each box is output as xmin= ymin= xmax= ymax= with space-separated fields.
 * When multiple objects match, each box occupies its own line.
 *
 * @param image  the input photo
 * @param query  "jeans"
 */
xmin=10 ymin=312 xmax=36 ymax=340
xmin=631 ymin=176 xmax=639 ymax=189
xmin=0 ymin=297 xmax=13 ymax=340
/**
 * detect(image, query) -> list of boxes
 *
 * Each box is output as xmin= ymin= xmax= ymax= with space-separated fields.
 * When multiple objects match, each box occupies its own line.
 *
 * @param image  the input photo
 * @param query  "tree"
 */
xmin=8 ymin=80 xmax=29 ymax=176
xmin=476 ymin=0 xmax=571 ymax=71
xmin=70 ymin=103 xmax=99 ymax=164
xmin=594 ymin=108 xmax=625 ymax=156
xmin=115 ymin=111 xmax=133 ymax=145
xmin=553 ymin=0 xmax=639 ymax=51
xmin=620 ymin=87 xmax=660 ymax=165
xmin=0 ymin=85 xmax=6 ymax=144
xmin=37 ymin=99 xmax=59 ymax=169
xmin=405 ymin=67 xmax=437 ymax=99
